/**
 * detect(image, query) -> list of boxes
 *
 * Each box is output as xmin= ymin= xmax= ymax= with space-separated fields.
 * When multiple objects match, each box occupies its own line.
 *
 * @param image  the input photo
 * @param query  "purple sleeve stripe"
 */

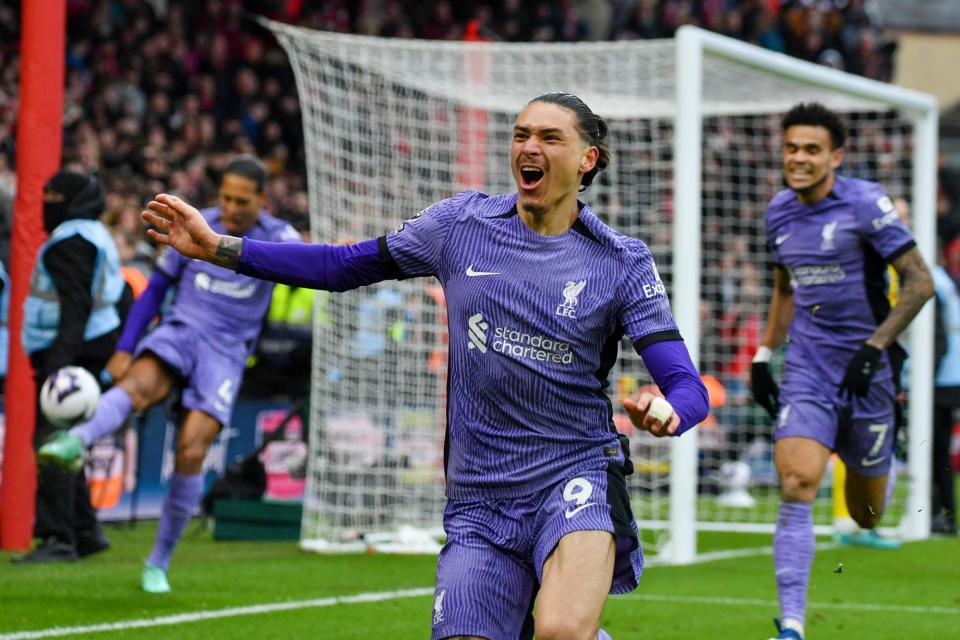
xmin=638 ymin=339 xmax=710 ymax=436
xmin=116 ymin=271 xmax=171 ymax=353
xmin=238 ymin=237 xmax=389 ymax=291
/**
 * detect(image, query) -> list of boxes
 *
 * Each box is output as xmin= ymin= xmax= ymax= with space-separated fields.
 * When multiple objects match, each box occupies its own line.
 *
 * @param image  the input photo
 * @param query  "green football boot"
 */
xmin=142 ymin=562 xmax=171 ymax=594
xmin=834 ymin=529 xmax=902 ymax=550
xmin=37 ymin=431 xmax=85 ymax=471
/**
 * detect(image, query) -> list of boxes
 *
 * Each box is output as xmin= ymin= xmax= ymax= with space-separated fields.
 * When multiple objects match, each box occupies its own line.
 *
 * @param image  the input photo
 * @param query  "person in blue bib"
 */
xmin=15 ymin=170 xmax=129 ymax=564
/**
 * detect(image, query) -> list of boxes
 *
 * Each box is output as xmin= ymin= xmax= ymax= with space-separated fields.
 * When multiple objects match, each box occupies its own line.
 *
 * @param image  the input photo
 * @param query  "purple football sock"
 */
xmin=148 ymin=472 xmax=204 ymax=572
xmin=774 ymin=501 xmax=814 ymax=627
xmin=598 ymin=629 xmax=612 ymax=640
xmin=69 ymin=387 xmax=133 ymax=446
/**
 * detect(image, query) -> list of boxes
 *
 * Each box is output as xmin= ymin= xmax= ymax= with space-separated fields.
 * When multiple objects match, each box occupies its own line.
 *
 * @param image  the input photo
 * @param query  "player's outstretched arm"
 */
xmin=144 ymin=193 xmax=394 ymax=292
xmin=142 ymin=194 xmax=237 ymax=268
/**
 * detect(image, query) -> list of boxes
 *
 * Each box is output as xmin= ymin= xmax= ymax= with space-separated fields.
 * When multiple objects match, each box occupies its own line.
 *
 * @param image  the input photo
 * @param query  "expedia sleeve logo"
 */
xmin=642 ymin=260 xmax=666 ymax=299
xmin=872 ymin=210 xmax=899 ymax=231
xmin=394 ymin=206 xmax=429 ymax=233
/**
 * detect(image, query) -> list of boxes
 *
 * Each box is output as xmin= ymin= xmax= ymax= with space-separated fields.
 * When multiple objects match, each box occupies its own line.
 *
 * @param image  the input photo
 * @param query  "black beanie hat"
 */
xmin=44 ymin=171 xmax=105 ymax=220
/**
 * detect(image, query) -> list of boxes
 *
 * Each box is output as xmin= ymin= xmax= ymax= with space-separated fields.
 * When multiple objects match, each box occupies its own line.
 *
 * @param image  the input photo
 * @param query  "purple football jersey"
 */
xmin=385 ymin=190 xmax=680 ymax=499
xmin=765 ymin=176 xmax=915 ymax=386
xmin=155 ymin=207 xmax=300 ymax=350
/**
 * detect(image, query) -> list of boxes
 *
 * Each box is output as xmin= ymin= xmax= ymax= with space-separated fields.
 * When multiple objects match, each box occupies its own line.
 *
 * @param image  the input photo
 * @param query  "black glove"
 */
xmin=838 ymin=343 xmax=883 ymax=399
xmin=750 ymin=361 xmax=780 ymax=420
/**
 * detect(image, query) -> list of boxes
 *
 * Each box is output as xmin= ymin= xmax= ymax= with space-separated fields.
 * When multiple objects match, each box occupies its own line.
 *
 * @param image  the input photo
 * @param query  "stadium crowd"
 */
xmin=0 ymin=0 xmax=907 ymax=269
xmin=0 ymin=1 xmax=956 ymax=507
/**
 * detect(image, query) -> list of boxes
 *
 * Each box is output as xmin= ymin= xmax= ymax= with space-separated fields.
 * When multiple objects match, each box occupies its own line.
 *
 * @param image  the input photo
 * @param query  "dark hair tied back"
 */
xmin=530 ymin=92 xmax=610 ymax=190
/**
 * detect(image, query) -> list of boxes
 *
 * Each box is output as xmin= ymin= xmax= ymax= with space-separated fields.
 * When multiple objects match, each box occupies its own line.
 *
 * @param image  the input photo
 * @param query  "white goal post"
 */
xmin=262 ymin=19 xmax=938 ymax=562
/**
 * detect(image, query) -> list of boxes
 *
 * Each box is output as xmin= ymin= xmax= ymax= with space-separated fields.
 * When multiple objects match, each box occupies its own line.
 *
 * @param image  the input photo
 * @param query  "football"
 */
xmin=39 ymin=366 xmax=101 ymax=428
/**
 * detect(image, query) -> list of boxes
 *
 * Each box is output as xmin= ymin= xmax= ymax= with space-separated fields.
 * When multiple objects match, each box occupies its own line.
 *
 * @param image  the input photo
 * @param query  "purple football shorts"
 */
xmin=430 ymin=464 xmax=642 ymax=640
xmin=777 ymin=369 xmax=896 ymax=477
xmin=134 ymin=320 xmax=246 ymax=426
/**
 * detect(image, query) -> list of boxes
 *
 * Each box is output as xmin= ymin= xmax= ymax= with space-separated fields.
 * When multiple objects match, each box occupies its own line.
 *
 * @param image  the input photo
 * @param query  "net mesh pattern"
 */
xmin=268 ymin=21 xmax=914 ymax=551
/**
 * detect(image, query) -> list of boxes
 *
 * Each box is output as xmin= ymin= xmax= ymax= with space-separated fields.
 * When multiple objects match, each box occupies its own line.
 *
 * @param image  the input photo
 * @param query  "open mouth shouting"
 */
xmin=519 ymin=165 xmax=545 ymax=190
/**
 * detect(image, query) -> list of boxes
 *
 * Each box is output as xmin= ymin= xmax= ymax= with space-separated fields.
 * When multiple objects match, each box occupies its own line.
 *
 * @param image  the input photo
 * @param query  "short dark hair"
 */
xmin=782 ymin=102 xmax=846 ymax=149
xmin=528 ymin=92 xmax=610 ymax=190
xmin=223 ymin=154 xmax=268 ymax=191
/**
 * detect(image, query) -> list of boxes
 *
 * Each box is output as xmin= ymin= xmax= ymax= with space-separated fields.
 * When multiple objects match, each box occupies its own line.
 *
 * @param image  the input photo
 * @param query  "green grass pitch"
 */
xmin=1 ymin=523 xmax=957 ymax=639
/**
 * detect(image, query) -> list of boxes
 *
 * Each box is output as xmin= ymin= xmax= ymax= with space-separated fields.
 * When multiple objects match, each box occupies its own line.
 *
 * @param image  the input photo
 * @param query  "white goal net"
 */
xmin=265 ymin=20 xmax=937 ymax=558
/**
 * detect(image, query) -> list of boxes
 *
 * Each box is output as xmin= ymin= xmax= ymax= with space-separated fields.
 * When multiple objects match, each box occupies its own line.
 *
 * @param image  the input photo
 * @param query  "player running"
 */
xmin=39 ymin=155 xmax=300 ymax=593
xmin=750 ymin=103 xmax=934 ymax=640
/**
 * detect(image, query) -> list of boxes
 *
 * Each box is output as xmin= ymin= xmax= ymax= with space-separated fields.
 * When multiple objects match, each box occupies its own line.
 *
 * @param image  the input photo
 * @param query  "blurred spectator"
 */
xmin=0 ymin=1 xmax=904 ymax=249
xmin=419 ymin=0 xmax=461 ymax=40
xmin=498 ymin=0 xmax=531 ymax=42
xmin=617 ymin=0 xmax=665 ymax=40
xmin=931 ymin=257 xmax=960 ymax=535
xmin=578 ymin=0 xmax=614 ymax=41
xmin=0 ymin=1 xmax=929 ymax=405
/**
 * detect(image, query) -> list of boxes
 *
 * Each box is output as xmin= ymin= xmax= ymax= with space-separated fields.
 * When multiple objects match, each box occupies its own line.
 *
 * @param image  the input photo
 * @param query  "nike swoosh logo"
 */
xmin=860 ymin=457 xmax=885 ymax=467
xmin=775 ymin=233 xmax=792 ymax=246
xmin=564 ymin=503 xmax=595 ymax=519
xmin=466 ymin=265 xmax=500 ymax=277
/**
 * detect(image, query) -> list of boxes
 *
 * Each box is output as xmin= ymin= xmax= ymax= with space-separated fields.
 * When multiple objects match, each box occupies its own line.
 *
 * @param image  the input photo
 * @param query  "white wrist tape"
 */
xmin=752 ymin=346 xmax=773 ymax=363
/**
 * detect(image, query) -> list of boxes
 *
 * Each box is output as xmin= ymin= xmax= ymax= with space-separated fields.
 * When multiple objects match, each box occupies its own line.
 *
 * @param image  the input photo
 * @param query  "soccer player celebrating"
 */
xmin=139 ymin=93 xmax=709 ymax=639
xmin=750 ymin=103 xmax=934 ymax=640
xmin=39 ymin=155 xmax=300 ymax=593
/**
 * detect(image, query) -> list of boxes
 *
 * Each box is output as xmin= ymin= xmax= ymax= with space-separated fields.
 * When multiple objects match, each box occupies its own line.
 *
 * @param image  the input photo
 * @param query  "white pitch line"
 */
xmin=0 ymin=587 xmax=434 ymax=640
xmin=645 ymin=541 xmax=839 ymax=566
xmin=619 ymin=593 xmax=960 ymax=616
xmin=4 ymin=540 xmax=956 ymax=639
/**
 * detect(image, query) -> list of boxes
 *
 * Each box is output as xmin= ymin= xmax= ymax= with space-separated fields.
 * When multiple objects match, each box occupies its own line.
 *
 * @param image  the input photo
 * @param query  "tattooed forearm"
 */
xmin=868 ymin=248 xmax=935 ymax=349
xmin=212 ymin=236 xmax=243 ymax=269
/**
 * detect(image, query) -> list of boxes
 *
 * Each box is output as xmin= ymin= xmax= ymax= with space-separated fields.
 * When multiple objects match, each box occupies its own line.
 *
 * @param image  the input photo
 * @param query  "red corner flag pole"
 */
xmin=0 ymin=0 xmax=65 ymax=550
